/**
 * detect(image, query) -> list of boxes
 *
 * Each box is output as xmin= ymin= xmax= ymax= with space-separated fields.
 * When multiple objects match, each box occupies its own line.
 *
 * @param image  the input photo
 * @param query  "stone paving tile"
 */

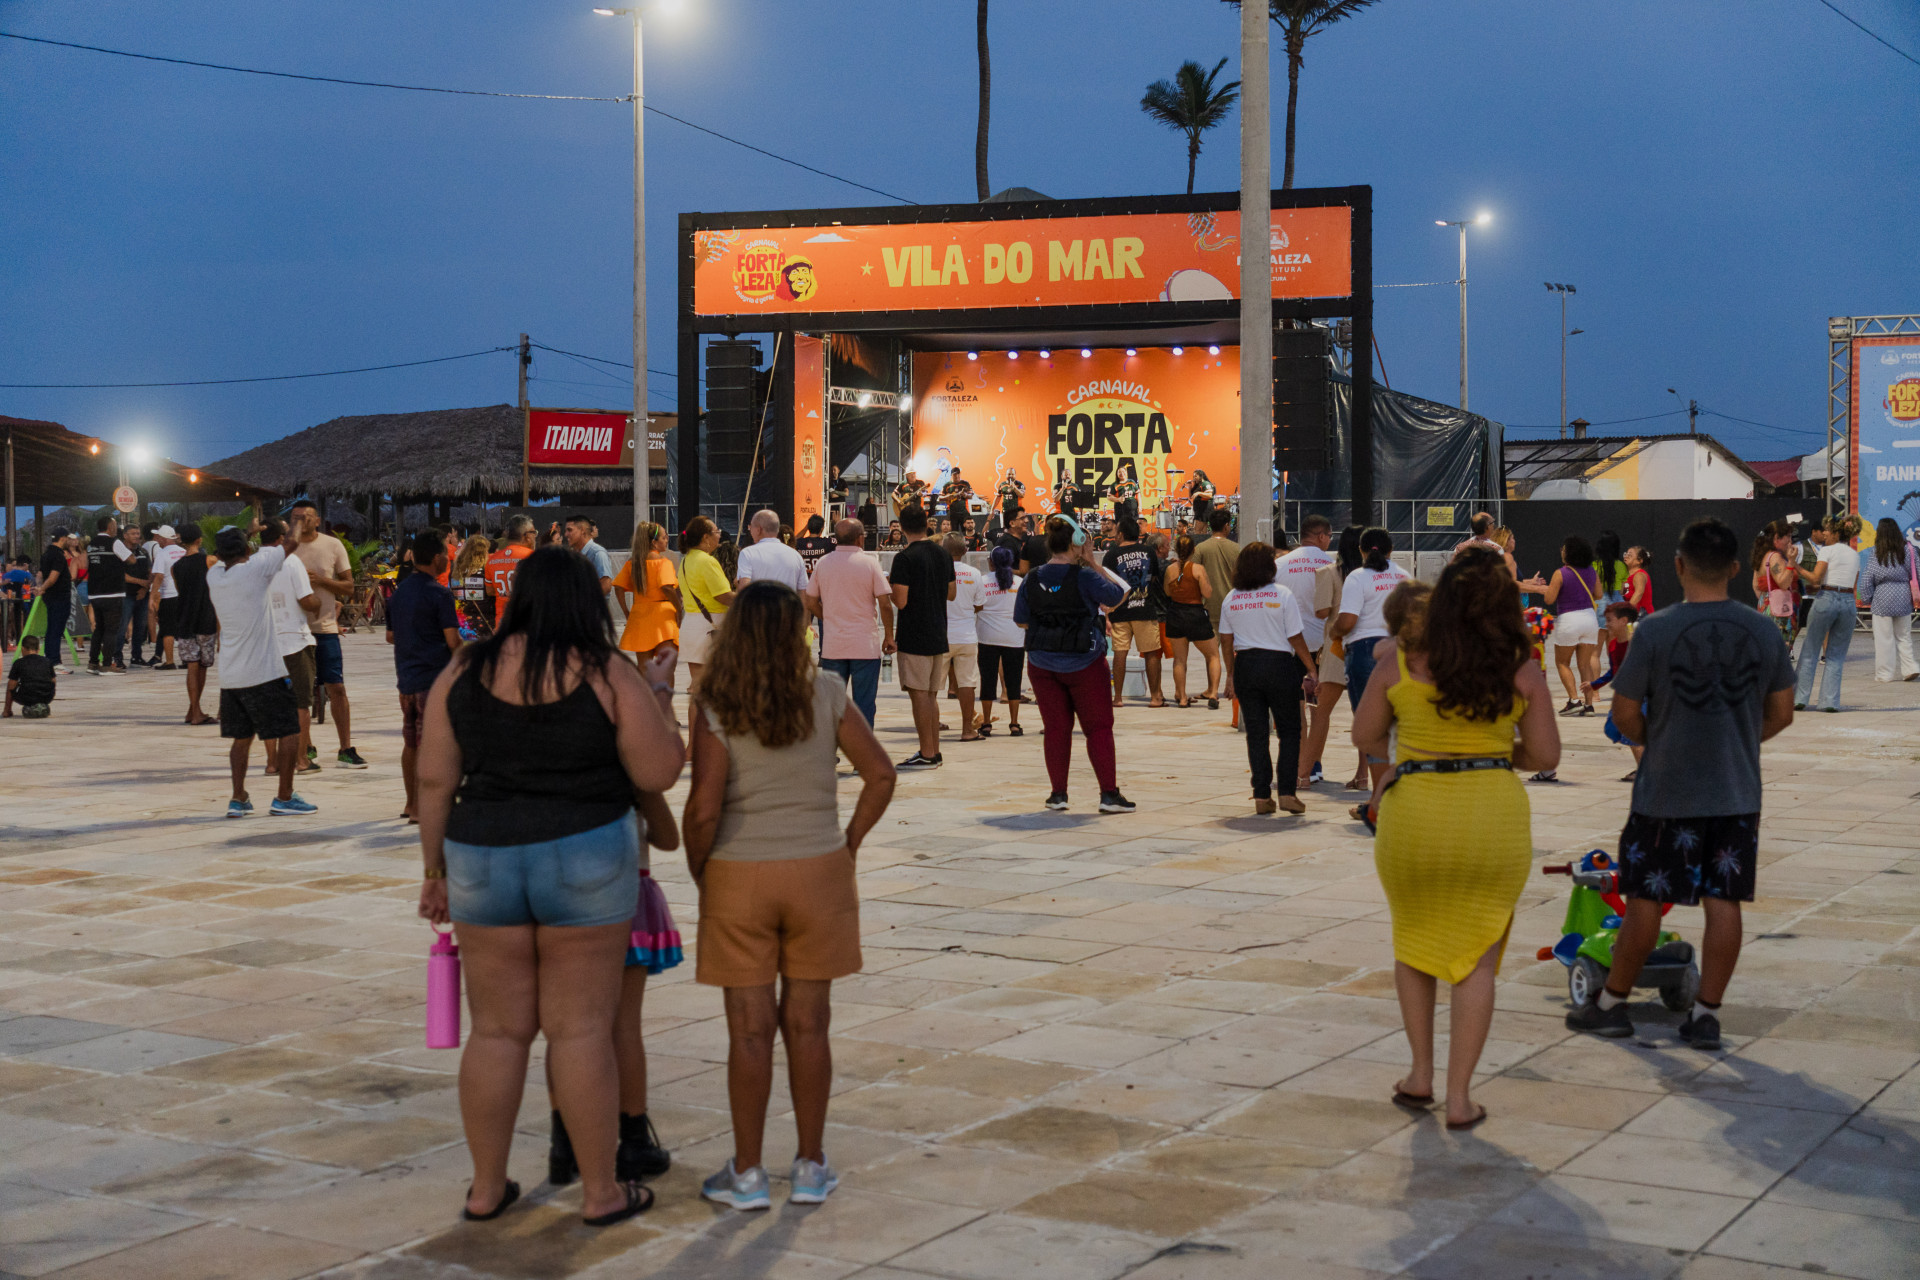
xmin=4 ymin=635 xmax=1917 ymax=1278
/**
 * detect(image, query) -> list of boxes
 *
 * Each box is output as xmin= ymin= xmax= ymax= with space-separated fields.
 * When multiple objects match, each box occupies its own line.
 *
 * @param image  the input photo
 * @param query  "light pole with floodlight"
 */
xmin=1435 ymin=212 xmax=1490 ymax=411
xmin=1544 ymin=282 xmax=1582 ymax=438
xmin=594 ymin=5 xmax=654 ymax=531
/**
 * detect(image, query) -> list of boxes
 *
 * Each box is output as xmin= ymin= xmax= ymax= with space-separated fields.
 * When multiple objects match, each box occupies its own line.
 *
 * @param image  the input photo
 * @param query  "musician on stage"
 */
xmin=1185 ymin=468 xmax=1216 ymax=527
xmin=941 ymin=468 xmax=974 ymax=533
xmin=1110 ymin=460 xmax=1141 ymax=523
xmin=996 ymin=468 xmax=1026 ymax=528
xmin=893 ymin=471 xmax=927 ymax=513
xmin=1054 ymin=473 xmax=1084 ymax=517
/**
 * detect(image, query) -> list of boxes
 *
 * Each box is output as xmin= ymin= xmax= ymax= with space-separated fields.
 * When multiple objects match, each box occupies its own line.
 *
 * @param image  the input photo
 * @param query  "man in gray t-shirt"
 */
xmin=1567 ymin=519 xmax=1795 ymax=1053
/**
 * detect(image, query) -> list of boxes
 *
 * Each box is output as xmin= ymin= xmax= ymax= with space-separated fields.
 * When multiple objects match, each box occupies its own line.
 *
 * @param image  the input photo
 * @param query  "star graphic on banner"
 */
xmin=861 ymin=261 xmax=873 ymax=275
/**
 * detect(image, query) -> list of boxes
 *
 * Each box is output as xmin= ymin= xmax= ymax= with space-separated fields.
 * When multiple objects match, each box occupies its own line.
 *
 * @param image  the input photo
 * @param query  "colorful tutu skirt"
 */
xmin=626 ymin=869 xmax=684 ymax=974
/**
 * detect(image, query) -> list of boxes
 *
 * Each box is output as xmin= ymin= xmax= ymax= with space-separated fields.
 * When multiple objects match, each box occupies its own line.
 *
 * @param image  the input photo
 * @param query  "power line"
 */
xmin=0 ymin=29 xmax=918 ymax=203
xmin=1812 ymin=0 xmax=1920 ymax=68
xmin=530 ymin=342 xmax=680 ymax=380
xmin=0 ymin=346 xmax=513 ymax=388
xmin=1505 ymin=409 xmax=1689 ymax=430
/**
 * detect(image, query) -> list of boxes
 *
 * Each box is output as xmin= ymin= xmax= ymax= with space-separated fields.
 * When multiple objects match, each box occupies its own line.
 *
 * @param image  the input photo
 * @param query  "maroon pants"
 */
xmin=1028 ymin=660 xmax=1118 ymax=795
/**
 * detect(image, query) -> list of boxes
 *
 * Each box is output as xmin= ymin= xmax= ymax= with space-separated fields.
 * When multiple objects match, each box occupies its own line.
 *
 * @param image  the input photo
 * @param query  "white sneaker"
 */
xmin=700 ymin=1158 xmax=770 ymax=1211
xmin=789 ymin=1155 xmax=839 ymax=1204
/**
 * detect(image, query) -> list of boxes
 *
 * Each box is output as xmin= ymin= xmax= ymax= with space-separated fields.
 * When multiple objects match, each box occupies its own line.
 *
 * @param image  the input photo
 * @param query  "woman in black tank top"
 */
xmin=415 ymin=546 xmax=682 ymax=1226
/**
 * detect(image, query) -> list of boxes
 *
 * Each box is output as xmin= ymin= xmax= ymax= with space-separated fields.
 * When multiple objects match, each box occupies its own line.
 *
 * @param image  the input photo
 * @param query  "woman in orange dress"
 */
xmin=614 ymin=522 xmax=683 ymax=681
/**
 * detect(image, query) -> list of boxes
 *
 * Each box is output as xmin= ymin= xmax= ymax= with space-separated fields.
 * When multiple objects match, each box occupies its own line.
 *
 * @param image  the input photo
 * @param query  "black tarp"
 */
xmin=1283 ymin=372 xmax=1501 ymax=505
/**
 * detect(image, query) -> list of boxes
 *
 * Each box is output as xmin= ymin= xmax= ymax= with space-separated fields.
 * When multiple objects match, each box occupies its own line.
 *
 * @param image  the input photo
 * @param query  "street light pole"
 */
xmin=1545 ymin=283 xmax=1577 ymax=437
xmin=1237 ymin=0 xmax=1273 ymax=546
xmin=1436 ymin=214 xmax=1490 ymax=411
xmin=596 ymin=6 xmax=649 ymax=534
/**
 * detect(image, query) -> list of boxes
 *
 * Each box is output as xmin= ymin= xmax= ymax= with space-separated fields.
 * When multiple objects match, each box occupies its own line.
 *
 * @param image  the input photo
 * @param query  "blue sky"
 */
xmin=2 ymin=0 xmax=1915 ymax=474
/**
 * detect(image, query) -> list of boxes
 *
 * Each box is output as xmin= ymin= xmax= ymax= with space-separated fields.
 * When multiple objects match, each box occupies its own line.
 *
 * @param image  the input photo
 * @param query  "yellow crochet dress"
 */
xmin=1374 ymin=647 xmax=1531 ymax=984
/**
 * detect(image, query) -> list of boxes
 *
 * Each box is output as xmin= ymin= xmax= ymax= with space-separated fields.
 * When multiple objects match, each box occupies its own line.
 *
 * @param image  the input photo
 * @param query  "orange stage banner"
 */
xmin=909 ymin=348 xmax=1244 ymax=515
xmin=793 ymin=335 xmax=825 ymax=527
xmin=694 ymin=208 xmax=1350 ymax=316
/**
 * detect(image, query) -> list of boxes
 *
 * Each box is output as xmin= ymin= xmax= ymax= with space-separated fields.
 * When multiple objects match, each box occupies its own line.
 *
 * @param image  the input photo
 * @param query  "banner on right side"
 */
xmin=1853 ymin=336 xmax=1920 ymax=536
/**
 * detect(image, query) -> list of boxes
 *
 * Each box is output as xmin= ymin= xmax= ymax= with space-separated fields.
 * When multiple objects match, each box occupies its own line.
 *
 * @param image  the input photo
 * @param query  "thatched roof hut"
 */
xmin=206 ymin=405 xmax=673 ymax=502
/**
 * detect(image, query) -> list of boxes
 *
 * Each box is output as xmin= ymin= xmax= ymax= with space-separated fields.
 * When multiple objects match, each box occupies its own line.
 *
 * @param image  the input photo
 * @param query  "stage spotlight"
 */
xmin=1007 ymin=350 xmax=1018 ymax=360
xmin=1208 ymin=345 xmax=1221 ymax=355
xmin=966 ymin=351 xmax=978 ymax=361
xmin=1125 ymin=347 xmax=1137 ymax=356
xmin=1038 ymin=349 xmax=1051 ymax=359
xmin=1171 ymin=346 xmax=1184 ymax=356
xmin=898 ymin=394 xmax=912 ymax=411
xmin=1080 ymin=348 xmax=1092 ymax=357
xmin=857 ymin=393 xmax=872 ymax=408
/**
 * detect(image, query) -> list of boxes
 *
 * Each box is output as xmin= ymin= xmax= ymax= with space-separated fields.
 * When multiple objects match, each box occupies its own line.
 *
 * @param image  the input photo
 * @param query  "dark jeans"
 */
xmin=821 ymin=656 xmax=881 ymax=727
xmin=1029 ymin=660 xmax=1117 ymax=795
xmin=978 ymin=643 xmax=1026 ymax=702
xmin=43 ymin=595 xmax=71 ymax=665
xmin=1236 ymin=648 xmax=1306 ymax=799
xmin=121 ymin=596 xmax=149 ymax=662
xmin=89 ymin=599 xmax=124 ymax=668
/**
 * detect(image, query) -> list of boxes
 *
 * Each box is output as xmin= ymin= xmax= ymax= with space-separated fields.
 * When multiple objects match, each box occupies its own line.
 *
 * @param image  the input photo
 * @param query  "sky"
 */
xmin=2 ymin=0 xmax=1916 ymax=478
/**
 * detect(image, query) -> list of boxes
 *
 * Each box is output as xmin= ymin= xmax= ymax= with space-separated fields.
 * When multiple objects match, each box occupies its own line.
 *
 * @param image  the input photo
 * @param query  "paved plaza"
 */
xmin=1 ymin=632 xmax=1916 ymax=1280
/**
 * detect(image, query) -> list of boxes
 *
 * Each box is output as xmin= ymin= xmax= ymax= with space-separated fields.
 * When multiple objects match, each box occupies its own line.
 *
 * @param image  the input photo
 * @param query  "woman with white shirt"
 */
xmin=1330 ymin=528 xmax=1410 ymax=796
xmin=1793 ymin=516 xmax=1861 ymax=712
xmin=974 ymin=545 xmax=1026 ymax=736
xmin=1219 ymin=543 xmax=1320 ymax=816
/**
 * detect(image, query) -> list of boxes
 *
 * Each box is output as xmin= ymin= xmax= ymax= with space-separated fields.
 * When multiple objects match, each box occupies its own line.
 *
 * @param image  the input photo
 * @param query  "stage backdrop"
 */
xmin=1853 ymin=335 xmax=1920 ymax=539
xmin=910 ymin=348 xmax=1242 ymax=515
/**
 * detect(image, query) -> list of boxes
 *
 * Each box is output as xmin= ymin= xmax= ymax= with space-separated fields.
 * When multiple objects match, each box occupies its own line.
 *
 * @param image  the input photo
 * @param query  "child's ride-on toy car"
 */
xmin=1537 ymin=850 xmax=1699 ymax=1011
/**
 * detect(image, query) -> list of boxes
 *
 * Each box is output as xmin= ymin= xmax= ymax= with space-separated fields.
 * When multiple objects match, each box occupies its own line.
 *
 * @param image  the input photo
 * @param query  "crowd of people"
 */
xmin=5 ymin=488 xmax=1914 ymax=1225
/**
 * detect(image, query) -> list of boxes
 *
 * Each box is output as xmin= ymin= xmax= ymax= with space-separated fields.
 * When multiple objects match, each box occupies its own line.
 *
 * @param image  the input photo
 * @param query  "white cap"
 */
xmin=154 ymin=525 xmax=178 ymax=539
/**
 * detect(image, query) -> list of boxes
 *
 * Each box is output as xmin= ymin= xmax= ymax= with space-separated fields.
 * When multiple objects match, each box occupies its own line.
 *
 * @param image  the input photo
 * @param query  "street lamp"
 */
xmin=1435 ymin=211 xmax=1491 ymax=411
xmin=1544 ymin=283 xmax=1580 ymax=438
xmin=1667 ymin=387 xmax=1699 ymax=436
xmin=594 ymin=4 xmax=661 ymax=533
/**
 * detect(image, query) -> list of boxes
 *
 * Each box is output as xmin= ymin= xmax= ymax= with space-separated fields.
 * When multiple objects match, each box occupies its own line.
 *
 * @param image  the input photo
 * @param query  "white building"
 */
xmin=1505 ymin=433 xmax=1771 ymax=501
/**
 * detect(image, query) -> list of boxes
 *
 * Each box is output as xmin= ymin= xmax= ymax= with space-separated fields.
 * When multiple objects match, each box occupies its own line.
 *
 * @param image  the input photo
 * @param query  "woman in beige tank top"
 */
xmin=682 ymin=581 xmax=895 ymax=1210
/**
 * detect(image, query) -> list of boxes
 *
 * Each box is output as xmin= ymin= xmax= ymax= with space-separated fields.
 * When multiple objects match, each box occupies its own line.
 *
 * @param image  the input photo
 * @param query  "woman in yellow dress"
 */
xmin=1352 ymin=549 xmax=1559 ymax=1129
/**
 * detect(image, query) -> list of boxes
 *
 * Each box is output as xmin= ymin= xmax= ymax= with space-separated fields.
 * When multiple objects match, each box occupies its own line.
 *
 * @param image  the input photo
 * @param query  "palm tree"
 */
xmin=1140 ymin=58 xmax=1242 ymax=195
xmin=1224 ymin=0 xmax=1382 ymax=188
xmin=975 ymin=0 xmax=991 ymax=200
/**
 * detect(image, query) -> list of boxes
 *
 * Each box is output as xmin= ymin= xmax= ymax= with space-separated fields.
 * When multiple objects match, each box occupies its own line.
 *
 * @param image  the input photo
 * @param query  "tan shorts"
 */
xmin=1317 ymin=644 xmax=1347 ymax=686
xmin=696 ymin=850 xmax=862 ymax=987
xmin=1109 ymin=618 xmax=1161 ymax=653
xmin=896 ymin=650 xmax=950 ymax=692
xmin=282 ymin=646 xmax=316 ymax=710
xmin=947 ymin=644 xmax=979 ymax=689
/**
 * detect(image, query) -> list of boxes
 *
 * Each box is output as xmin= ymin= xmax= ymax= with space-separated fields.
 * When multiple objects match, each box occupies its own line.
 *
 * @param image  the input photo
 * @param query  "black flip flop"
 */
xmin=1007 ymin=724 xmax=1024 ymax=736
xmin=1445 ymin=1106 xmax=1489 ymax=1132
xmin=582 ymin=1181 xmax=653 ymax=1227
xmin=1391 ymin=1090 xmax=1434 ymax=1111
xmin=461 ymin=1179 xmax=520 ymax=1221
xmin=1207 ymin=697 xmax=1220 ymax=710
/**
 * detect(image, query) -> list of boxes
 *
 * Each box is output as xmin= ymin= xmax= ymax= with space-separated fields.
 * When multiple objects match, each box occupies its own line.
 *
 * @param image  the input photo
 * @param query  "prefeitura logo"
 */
xmin=732 ymin=240 xmax=818 ymax=306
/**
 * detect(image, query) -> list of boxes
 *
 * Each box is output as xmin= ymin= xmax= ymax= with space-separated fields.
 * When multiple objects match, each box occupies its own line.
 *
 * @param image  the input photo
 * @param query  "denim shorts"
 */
xmin=446 ymin=812 xmax=640 ymax=928
xmin=1344 ymin=635 xmax=1383 ymax=711
xmin=313 ymin=633 xmax=344 ymax=685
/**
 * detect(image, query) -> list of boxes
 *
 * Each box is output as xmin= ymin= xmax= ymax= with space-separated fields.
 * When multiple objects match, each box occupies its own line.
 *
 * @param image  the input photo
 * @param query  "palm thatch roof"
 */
xmin=205 ymin=405 xmax=673 ymax=502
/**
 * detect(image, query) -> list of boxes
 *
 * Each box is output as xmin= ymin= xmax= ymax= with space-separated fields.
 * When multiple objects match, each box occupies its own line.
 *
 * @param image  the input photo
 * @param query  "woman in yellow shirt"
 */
xmin=1352 ymin=550 xmax=1559 ymax=1130
xmin=614 ymin=521 xmax=683 ymax=666
xmin=677 ymin=516 xmax=734 ymax=687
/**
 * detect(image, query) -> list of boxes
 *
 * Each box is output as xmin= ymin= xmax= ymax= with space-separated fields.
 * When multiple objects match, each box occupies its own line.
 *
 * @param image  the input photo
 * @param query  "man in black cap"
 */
xmin=208 ymin=522 xmax=314 ymax=817
xmin=37 ymin=528 xmax=75 ymax=672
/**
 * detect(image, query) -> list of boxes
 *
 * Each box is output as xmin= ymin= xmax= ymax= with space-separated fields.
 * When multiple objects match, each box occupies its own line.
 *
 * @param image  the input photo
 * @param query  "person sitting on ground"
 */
xmin=3 ymin=635 xmax=55 ymax=718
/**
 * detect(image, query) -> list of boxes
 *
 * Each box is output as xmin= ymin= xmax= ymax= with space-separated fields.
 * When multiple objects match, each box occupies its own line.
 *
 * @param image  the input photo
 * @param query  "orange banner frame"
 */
xmin=793 ymin=335 xmax=825 ymax=527
xmin=694 ymin=208 xmax=1349 ymax=317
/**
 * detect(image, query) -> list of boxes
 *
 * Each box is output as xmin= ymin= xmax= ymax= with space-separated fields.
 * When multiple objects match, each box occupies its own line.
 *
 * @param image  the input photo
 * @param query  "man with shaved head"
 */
xmin=732 ymin=508 xmax=807 ymax=595
xmin=802 ymin=518 xmax=895 ymax=726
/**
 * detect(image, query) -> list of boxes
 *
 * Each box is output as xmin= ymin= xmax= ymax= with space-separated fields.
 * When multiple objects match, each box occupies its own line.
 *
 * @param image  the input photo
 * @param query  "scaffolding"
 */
xmin=1828 ymin=314 xmax=1920 ymax=517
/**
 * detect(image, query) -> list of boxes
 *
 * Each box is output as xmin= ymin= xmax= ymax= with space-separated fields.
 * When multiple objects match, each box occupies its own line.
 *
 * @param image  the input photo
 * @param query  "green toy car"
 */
xmin=1539 ymin=849 xmax=1699 ymax=1011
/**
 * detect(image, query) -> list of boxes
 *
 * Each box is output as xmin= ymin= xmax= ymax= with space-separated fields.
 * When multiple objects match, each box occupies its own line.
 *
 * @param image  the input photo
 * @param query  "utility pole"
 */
xmin=1437 ymin=213 xmax=1490 ymax=411
xmin=595 ymin=6 xmax=650 ymax=534
xmin=1667 ymin=388 xmax=1699 ymax=436
xmin=1237 ymin=0 xmax=1273 ymax=546
xmin=518 ymin=333 xmax=531 ymax=507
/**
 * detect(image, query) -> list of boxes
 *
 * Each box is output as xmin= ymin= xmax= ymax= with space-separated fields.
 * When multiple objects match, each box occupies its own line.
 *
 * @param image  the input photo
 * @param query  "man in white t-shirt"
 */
xmin=1331 ymin=534 xmax=1411 ymax=793
xmin=1793 ymin=519 xmax=1862 ymax=712
xmin=733 ymin=509 xmax=809 ymax=594
xmin=147 ymin=526 xmax=186 ymax=668
xmin=943 ymin=533 xmax=983 ymax=742
xmin=260 ymin=519 xmax=322 ymax=776
xmin=206 ymin=522 xmax=316 ymax=819
xmin=1276 ymin=514 xmax=1338 ymax=785
xmin=1219 ymin=565 xmax=1320 ymax=814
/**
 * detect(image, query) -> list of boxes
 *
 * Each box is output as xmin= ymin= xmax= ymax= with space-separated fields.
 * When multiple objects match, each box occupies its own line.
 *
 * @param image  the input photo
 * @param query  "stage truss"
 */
xmin=1829 ymin=314 xmax=1920 ymax=516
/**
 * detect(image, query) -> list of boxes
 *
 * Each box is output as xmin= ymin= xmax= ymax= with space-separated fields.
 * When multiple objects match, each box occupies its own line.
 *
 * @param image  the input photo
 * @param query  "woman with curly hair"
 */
xmin=682 ymin=581 xmax=896 ymax=1211
xmin=1352 ymin=547 xmax=1560 ymax=1130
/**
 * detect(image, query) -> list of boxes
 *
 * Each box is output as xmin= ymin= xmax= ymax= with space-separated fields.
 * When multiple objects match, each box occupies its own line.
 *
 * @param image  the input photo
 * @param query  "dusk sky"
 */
xmin=3 ymin=0 xmax=1915 ymax=474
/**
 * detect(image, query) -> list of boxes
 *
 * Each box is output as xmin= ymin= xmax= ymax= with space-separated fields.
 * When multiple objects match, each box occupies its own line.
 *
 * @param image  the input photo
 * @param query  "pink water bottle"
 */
xmin=426 ymin=929 xmax=462 ymax=1049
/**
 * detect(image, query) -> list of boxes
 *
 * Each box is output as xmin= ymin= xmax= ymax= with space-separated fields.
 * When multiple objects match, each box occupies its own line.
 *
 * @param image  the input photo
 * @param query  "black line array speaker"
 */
xmin=705 ymin=340 xmax=762 ymax=472
xmin=1273 ymin=326 xmax=1331 ymax=472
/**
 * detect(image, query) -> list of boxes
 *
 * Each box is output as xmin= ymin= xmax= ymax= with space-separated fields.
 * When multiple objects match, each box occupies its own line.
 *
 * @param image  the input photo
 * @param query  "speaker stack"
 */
xmin=705 ymin=340 xmax=762 ymax=472
xmin=1272 ymin=327 xmax=1331 ymax=472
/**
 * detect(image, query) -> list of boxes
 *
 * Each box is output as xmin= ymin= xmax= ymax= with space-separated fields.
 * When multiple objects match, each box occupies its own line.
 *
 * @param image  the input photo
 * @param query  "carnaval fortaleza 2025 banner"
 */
xmin=1853 ymin=335 xmax=1920 ymax=537
xmin=909 ymin=347 xmax=1245 ymax=515
xmin=694 ymin=207 xmax=1350 ymax=316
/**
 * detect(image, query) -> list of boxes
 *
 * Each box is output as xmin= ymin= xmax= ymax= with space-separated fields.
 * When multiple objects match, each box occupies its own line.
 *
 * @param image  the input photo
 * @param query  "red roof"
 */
xmin=1747 ymin=458 xmax=1802 ymax=489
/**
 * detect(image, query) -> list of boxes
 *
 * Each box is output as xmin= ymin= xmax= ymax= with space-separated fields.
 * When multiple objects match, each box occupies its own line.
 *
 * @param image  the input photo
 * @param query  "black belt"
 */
xmin=1820 ymin=586 xmax=1854 ymax=593
xmin=1363 ymin=756 xmax=1511 ymax=834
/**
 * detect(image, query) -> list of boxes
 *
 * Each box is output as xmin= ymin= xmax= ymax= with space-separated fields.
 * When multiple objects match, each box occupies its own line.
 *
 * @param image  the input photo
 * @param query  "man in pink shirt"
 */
xmin=802 ymin=519 xmax=896 ymax=726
